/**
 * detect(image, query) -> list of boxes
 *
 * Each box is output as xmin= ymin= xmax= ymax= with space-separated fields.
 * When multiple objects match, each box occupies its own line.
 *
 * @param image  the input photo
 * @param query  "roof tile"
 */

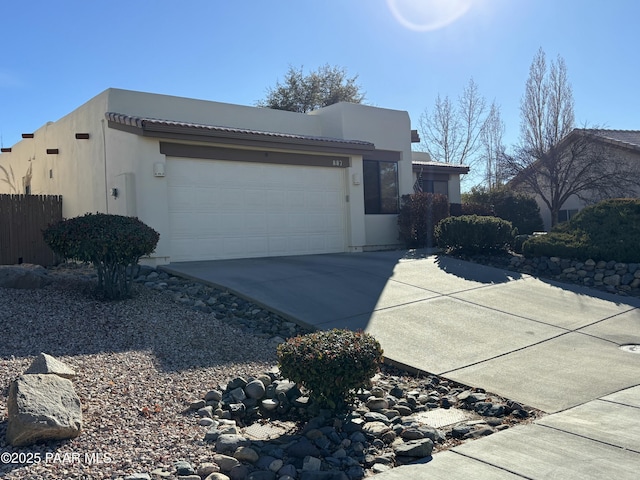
xmin=105 ymin=112 xmax=374 ymax=147
xmin=579 ymin=129 xmax=640 ymax=151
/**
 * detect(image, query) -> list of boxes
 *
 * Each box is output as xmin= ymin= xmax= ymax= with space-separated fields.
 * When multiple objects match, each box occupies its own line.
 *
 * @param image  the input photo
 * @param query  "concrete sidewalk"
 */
xmin=162 ymin=251 xmax=640 ymax=479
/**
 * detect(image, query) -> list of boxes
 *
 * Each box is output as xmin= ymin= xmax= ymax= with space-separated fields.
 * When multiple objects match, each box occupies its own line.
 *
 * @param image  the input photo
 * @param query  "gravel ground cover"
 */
xmin=0 ymin=267 xmax=278 ymax=479
xmin=0 ymin=265 xmax=541 ymax=479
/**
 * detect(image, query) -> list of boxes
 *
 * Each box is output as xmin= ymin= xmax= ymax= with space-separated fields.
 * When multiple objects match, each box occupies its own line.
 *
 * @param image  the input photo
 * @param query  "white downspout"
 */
xmin=101 ymin=118 xmax=109 ymax=213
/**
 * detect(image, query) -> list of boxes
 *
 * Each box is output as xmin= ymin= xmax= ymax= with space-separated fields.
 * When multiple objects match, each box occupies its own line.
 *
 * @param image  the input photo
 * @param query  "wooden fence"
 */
xmin=0 ymin=194 xmax=62 ymax=266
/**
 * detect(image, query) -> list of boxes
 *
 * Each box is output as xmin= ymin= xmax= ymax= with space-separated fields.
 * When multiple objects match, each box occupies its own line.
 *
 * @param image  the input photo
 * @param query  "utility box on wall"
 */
xmin=153 ymin=162 xmax=165 ymax=177
xmin=111 ymin=172 xmax=137 ymax=216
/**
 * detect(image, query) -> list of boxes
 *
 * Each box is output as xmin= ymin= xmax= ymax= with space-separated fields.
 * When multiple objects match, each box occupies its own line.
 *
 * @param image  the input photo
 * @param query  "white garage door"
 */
xmin=166 ymin=157 xmax=347 ymax=262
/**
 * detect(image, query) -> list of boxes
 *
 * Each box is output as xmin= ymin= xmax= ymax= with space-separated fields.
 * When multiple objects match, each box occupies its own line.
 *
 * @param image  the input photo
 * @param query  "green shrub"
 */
xmin=449 ymin=203 xmax=462 ymax=216
xmin=512 ymin=234 xmax=532 ymax=254
xmin=43 ymin=213 xmax=160 ymax=299
xmin=458 ymin=203 xmax=493 ymax=216
xmin=277 ymin=329 xmax=383 ymax=411
xmin=523 ymin=199 xmax=640 ymax=262
xmin=522 ymin=231 xmax=592 ymax=259
xmin=398 ymin=193 xmax=450 ymax=248
xmin=461 ymin=186 xmax=544 ymax=234
xmin=435 ymin=215 xmax=515 ymax=253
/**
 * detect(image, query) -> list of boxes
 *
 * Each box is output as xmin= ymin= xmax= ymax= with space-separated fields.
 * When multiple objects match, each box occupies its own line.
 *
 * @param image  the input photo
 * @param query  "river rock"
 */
xmin=393 ymin=438 xmax=434 ymax=457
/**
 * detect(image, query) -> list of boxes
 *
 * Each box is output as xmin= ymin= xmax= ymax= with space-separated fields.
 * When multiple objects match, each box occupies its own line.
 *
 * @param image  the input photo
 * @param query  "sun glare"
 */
xmin=386 ymin=0 xmax=474 ymax=31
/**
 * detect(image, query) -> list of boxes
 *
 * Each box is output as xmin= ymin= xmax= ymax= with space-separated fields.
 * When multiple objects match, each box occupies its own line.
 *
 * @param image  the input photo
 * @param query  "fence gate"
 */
xmin=0 ymin=194 xmax=62 ymax=266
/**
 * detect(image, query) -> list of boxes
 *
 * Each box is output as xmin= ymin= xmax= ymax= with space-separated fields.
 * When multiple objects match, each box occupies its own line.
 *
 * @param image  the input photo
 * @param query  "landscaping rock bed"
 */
xmin=160 ymin=364 xmax=539 ymax=480
xmin=453 ymin=252 xmax=640 ymax=298
xmin=134 ymin=266 xmax=312 ymax=342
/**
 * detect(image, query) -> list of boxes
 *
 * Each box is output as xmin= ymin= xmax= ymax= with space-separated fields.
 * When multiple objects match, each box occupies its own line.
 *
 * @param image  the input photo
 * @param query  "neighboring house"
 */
xmin=0 ymin=88 xmax=466 ymax=265
xmin=411 ymin=151 xmax=469 ymax=203
xmin=509 ymin=129 xmax=640 ymax=230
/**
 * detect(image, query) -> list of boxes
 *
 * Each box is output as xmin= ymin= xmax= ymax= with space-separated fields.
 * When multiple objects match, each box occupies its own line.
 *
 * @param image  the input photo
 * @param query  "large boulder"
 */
xmin=25 ymin=353 xmax=77 ymax=380
xmin=6 ymin=374 xmax=82 ymax=447
xmin=0 ymin=265 xmax=51 ymax=289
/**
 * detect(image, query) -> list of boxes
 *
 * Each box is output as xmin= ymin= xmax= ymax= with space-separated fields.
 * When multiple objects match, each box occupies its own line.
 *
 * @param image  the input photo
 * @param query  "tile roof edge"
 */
xmin=105 ymin=112 xmax=375 ymax=147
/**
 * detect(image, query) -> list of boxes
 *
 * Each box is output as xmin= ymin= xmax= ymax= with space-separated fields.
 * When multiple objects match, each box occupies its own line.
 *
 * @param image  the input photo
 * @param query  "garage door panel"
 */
xmin=266 ymin=190 xmax=287 ymax=209
xmin=285 ymin=214 xmax=308 ymax=233
xmin=174 ymin=214 xmax=220 ymax=237
xmin=244 ymin=214 xmax=268 ymax=234
xmin=171 ymin=238 xmax=192 ymax=258
xmin=192 ymin=188 xmax=219 ymax=211
xmin=245 ymin=237 xmax=268 ymax=256
xmin=306 ymin=192 xmax=327 ymax=212
xmin=285 ymin=236 xmax=306 ymax=252
xmin=195 ymin=238 xmax=220 ymax=258
xmin=268 ymin=236 xmax=289 ymax=255
xmin=245 ymin=190 xmax=265 ymax=210
xmin=216 ymin=213 xmax=245 ymax=234
xmin=238 ymin=165 xmax=264 ymax=185
xmin=300 ymin=215 xmax=324 ymax=233
xmin=288 ymin=192 xmax=309 ymax=212
xmin=221 ymin=237 xmax=248 ymax=257
xmin=325 ymin=191 xmax=343 ymax=208
xmin=167 ymin=157 xmax=346 ymax=262
xmin=326 ymin=213 xmax=344 ymax=230
xmin=198 ymin=216 xmax=221 ymax=236
xmin=267 ymin=214 xmax=289 ymax=233
xmin=219 ymin=188 xmax=246 ymax=211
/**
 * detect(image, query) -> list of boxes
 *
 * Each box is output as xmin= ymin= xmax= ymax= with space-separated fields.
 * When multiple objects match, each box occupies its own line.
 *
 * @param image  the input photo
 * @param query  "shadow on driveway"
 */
xmin=433 ymin=255 xmax=525 ymax=284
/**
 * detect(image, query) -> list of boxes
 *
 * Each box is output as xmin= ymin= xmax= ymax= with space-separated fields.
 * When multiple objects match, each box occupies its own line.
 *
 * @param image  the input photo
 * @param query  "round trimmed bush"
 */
xmin=435 ymin=215 xmax=515 ymax=253
xmin=277 ymin=329 xmax=383 ymax=411
xmin=43 ymin=213 xmax=160 ymax=299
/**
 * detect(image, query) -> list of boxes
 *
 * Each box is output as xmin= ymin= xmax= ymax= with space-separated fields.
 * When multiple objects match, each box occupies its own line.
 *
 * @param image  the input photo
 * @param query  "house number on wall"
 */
xmin=332 ymin=160 xmax=344 ymax=167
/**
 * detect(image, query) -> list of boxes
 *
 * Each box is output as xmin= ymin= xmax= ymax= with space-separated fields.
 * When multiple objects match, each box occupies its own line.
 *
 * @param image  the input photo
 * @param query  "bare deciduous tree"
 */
xmin=480 ymin=102 xmax=506 ymax=189
xmin=419 ymin=78 xmax=487 ymax=166
xmin=504 ymin=48 xmax=640 ymax=226
xmin=519 ymin=48 xmax=574 ymax=156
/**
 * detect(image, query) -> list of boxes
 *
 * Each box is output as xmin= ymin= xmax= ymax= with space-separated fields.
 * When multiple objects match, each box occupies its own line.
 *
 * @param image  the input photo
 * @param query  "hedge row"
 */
xmin=523 ymin=199 xmax=640 ymax=263
xmin=435 ymin=215 xmax=515 ymax=253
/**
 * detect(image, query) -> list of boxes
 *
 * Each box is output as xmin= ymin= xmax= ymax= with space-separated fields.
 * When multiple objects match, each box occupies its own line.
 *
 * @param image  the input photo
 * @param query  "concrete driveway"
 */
xmin=162 ymin=250 xmax=640 ymax=479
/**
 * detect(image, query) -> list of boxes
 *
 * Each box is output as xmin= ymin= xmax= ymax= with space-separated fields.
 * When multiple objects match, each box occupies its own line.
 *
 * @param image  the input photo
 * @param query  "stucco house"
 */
xmin=0 ymin=88 xmax=466 ymax=265
xmin=509 ymin=129 xmax=640 ymax=230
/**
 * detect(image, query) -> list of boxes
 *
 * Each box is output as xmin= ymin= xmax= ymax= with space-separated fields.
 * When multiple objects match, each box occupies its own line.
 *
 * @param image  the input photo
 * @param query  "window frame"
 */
xmin=420 ymin=178 xmax=449 ymax=197
xmin=363 ymin=159 xmax=399 ymax=215
xmin=558 ymin=208 xmax=579 ymax=223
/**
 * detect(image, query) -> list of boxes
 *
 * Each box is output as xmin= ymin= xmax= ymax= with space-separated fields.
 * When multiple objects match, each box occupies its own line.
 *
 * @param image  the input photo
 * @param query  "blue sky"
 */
xmin=1 ymin=0 xmax=638 ymax=154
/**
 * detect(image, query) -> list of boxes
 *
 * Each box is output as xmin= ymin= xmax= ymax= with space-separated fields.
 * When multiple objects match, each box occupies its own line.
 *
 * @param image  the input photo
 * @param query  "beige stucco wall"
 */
xmin=0 ymin=90 xmax=110 ymax=218
xmin=312 ymin=102 xmax=413 ymax=249
xmin=106 ymin=88 xmax=323 ymax=137
xmin=104 ymin=128 xmax=173 ymax=263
